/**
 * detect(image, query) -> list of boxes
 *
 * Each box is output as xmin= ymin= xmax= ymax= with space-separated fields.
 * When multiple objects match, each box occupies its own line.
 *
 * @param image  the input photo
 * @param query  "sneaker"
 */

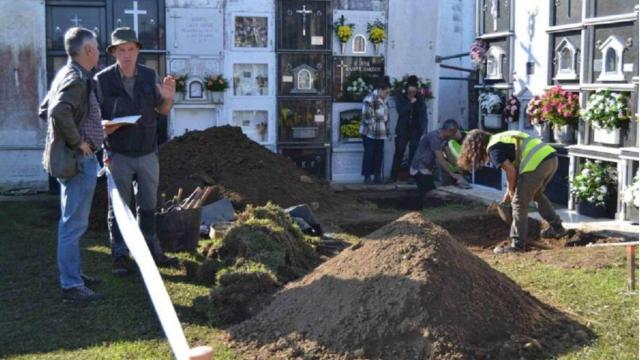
xmin=154 ymin=253 xmax=180 ymax=268
xmin=112 ymin=256 xmax=131 ymax=277
xmin=81 ymin=274 xmax=102 ymax=288
xmin=62 ymin=285 xmax=103 ymax=303
xmin=493 ymin=243 xmax=523 ymax=254
xmin=540 ymin=225 xmax=568 ymax=239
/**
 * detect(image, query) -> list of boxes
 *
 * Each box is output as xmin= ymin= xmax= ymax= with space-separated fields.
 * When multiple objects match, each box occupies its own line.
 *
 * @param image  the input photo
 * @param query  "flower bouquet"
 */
xmin=582 ymin=89 xmax=630 ymax=144
xmin=172 ymin=74 xmax=188 ymax=102
xmin=367 ymin=19 xmax=386 ymax=54
xmin=333 ymin=15 xmax=354 ymax=54
xmin=526 ymin=95 xmax=551 ymax=141
xmin=503 ymin=95 xmax=520 ymax=123
xmin=343 ymin=73 xmax=374 ymax=102
xmin=469 ymin=39 xmax=488 ymax=69
xmin=204 ymin=74 xmax=229 ymax=103
xmin=623 ymin=173 xmax=640 ymax=209
xmin=391 ymin=75 xmax=434 ymax=100
xmin=570 ymin=160 xmax=618 ymax=218
xmin=540 ymin=86 xmax=579 ymax=143
xmin=479 ymin=92 xmax=504 ymax=129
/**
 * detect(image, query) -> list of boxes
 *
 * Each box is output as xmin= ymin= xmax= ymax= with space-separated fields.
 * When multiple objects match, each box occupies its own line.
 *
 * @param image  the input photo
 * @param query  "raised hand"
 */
xmin=157 ymin=75 xmax=176 ymax=102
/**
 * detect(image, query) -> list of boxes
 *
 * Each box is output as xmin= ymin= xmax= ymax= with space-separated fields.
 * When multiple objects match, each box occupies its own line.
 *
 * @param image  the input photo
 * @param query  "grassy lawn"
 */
xmin=0 ymin=200 xmax=637 ymax=359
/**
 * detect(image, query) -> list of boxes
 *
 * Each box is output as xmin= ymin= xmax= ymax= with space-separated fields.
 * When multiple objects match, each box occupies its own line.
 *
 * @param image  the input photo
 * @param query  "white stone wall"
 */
xmin=0 ymin=0 xmax=48 ymax=192
xmin=436 ymin=0 xmax=475 ymax=129
xmin=511 ymin=3 xmax=550 ymax=99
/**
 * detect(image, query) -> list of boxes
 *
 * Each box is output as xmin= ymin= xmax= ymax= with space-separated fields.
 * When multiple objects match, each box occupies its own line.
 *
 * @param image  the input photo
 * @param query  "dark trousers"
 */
xmin=390 ymin=132 xmax=421 ymax=180
xmin=411 ymin=172 xmax=436 ymax=210
xmin=361 ymin=136 xmax=385 ymax=178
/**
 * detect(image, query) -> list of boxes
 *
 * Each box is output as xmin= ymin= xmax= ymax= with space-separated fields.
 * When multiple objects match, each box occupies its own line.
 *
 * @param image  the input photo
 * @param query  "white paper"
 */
xmin=311 ymin=36 xmax=324 ymax=45
xmin=106 ymin=169 xmax=190 ymax=360
xmin=624 ymin=63 xmax=634 ymax=72
xmin=282 ymin=75 xmax=293 ymax=83
xmin=102 ymin=115 xmax=141 ymax=126
xmin=314 ymin=114 xmax=325 ymax=123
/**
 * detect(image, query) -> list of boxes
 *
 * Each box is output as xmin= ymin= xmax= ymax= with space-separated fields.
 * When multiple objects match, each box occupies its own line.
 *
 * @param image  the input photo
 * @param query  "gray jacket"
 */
xmin=39 ymin=60 xmax=91 ymax=179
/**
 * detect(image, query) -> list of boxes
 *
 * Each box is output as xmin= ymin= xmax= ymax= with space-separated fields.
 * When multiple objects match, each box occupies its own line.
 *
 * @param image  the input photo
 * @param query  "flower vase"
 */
xmin=534 ymin=123 xmax=552 ymax=142
xmin=374 ymin=43 xmax=380 ymax=55
xmin=483 ymin=114 xmax=502 ymax=129
xmin=553 ymin=124 xmax=575 ymax=144
xmin=210 ymin=91 xmax=224 ymax=104
xmin=577 ymin=199 xmax=615 ymax=219
xmin=340 ymin=42 xmax=346 ymax=54
xmin=592 ymin=126 xmax=621 ymax=145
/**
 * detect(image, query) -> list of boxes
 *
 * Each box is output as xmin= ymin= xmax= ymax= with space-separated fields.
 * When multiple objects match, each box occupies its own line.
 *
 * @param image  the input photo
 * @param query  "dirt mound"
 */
xmin=90 ymin=126 xmax=363 ymax=230
xmin=227 ymin=212 xmax=588 ymax=359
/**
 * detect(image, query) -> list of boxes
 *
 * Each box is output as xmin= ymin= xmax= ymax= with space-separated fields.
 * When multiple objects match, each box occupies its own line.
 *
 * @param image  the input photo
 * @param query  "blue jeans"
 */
xmin=361 ymin=136 xmax=385 ymax=177
xmin=57 ymin=154 xmax=98 ymax=289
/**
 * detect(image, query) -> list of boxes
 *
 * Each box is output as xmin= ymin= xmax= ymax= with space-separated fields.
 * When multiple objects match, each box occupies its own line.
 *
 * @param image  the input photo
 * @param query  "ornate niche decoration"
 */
xmin=554 ymin=38 xmax=578 ymax=80
xmin=352 ymin=34 xmax=366 ymax=53
xmin=597 ymin=35 xmax=626 ymax=82
xmin=485 ymin=45 xmax=505 ymax=80
xmin=291 ymin=64 xmax=318 ymax=94
xmin=186 ymin=77 xmax=205 ymax=101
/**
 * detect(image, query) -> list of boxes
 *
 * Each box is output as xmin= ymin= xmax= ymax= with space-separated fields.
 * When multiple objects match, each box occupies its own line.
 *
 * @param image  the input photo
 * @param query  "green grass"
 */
xmin=0 ymin=201 xmax=637 ymax=359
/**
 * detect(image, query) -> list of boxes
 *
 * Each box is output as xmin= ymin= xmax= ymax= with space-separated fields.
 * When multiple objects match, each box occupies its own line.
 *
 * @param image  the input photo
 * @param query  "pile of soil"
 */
xmin=226 ymin=212 xmax=589 ymax=359
xmin=90 ymin=126 xmax=364 ymax=230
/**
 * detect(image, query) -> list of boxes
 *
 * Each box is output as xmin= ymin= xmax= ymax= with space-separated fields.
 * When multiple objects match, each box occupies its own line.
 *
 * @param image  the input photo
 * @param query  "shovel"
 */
xmin=487 ymin=201 xmax=513 ymax=225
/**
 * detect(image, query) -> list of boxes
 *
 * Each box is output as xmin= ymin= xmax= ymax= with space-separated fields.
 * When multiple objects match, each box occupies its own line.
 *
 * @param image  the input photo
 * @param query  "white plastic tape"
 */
xmin=107 ymin=169 xmax=190 ymax=360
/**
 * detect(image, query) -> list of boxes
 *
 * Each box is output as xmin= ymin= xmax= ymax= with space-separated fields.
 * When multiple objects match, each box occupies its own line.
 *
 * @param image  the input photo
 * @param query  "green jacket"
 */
xmin=39 ymin=60 xmax=91 ymax=178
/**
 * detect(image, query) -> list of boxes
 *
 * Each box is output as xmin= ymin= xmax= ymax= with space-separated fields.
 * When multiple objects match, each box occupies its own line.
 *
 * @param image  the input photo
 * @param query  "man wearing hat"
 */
xmin=95 ymin=27 xmax=178 ymax=276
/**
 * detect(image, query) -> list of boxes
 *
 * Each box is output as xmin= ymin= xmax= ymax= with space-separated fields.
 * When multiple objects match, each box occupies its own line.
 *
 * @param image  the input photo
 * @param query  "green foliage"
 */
xmin=570 ymin=160 xmax=617 ymax=206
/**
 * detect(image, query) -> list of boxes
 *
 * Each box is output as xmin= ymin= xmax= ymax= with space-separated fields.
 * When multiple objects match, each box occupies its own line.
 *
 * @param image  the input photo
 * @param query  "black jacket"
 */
xmin=395 ymin=93 xmax=427 ymax=139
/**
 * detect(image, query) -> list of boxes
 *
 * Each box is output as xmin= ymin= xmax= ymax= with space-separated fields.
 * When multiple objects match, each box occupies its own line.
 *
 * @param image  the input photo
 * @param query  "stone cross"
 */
xmin=125 ymin=0 xmax=147 ymax=35
xmin=337 ymin=59 xmax=349 ymax=89
xmin=70 ymin=14 xmax=83 ymax=27
xmin=168 ymin=12 xmax=181 ymax=47
xmin=296 ymin=5 xmax=312 ymax=37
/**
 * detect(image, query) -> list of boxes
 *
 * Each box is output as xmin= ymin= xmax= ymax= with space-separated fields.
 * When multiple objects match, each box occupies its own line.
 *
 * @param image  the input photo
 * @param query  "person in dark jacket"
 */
xmin=40 ymin=27 xmax=103 ymax=303
xmin=389 ymin=75 xmax=427 ymax=182
xmin=95 ymin=27 xmax=178 ymax=276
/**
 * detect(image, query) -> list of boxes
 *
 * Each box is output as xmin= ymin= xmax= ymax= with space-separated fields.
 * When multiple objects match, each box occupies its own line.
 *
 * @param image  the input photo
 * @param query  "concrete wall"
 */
xmin=0 ymin=0 xmax=48 ymax=192
xmin=511 ymin=3 xmax=550 ymax=99
xmin=437 ymin=0 xmax=475 ymax=129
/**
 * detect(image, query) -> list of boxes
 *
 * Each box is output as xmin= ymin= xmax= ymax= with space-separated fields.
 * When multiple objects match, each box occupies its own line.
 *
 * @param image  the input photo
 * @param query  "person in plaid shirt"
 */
xmin=360 ymin=77 xmax=391 ymax=184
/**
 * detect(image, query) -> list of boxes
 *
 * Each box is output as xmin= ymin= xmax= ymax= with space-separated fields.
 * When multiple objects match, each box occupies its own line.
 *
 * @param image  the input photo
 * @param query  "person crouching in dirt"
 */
xmin=409 ymin=119 xmax=469 ymax=209
xmin=441 ymin=129 xmax=471 ymax=187
xmin=457 ymin=129 xmax=568 ymax=254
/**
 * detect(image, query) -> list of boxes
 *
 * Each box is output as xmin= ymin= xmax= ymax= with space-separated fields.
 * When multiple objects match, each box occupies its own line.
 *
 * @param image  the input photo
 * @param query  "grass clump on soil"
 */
xmin=194 ymin=203 xmax=320 ymax=326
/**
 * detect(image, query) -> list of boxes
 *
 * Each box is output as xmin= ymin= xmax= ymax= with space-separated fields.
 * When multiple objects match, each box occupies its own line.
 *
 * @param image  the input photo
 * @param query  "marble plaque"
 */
xmin=333 ymin=57 xmax=385 ymax=102
xmin=166 ymin=7 xmax=223 ymax=55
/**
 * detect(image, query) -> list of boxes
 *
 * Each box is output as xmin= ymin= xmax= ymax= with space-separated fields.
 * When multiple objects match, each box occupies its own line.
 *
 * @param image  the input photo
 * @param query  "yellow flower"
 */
xmin=337 ymin=25 xmax=352 ymax=43
xmin=370 ymin=27 xmax=385 ymax=43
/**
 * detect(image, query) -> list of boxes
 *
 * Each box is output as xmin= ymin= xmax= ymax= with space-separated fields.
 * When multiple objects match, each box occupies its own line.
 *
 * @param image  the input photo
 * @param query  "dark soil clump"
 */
xmin=226 ymin=212 xmax=589 ymax=359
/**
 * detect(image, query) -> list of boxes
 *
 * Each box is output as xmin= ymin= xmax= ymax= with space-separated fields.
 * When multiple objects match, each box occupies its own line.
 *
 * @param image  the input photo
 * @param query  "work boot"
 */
xmin=112 ymin=256 xmax=131 ymax=277
xmin=81 ymin=274 xmax=102 ymax=288
xmin=540 ymin=224 xmax=568 ymax=239
xmin=154 ymin=253 xmax=180 ymax=268
xmin=493 ymin=240 xmax=524 ymax=254
xmin=62 ymin=285 xmax=103 ymax=303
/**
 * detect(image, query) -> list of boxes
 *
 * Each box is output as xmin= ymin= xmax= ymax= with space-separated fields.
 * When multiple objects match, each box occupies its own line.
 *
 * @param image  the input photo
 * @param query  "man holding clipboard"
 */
xmin=95 ymin=27 xmax=179 ymax=276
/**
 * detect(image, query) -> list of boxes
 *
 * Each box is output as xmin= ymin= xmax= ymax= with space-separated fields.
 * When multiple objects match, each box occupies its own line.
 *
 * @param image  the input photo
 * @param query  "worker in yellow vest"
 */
xmin=457 ymin=129 xmax=568 ymax=253
xmin=442 ymin=130 xmax=468 ymax=185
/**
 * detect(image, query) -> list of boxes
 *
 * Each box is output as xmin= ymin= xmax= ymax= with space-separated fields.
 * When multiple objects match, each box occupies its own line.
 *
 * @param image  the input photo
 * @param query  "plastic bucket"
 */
xmin=156 ymin=208 xmax=202 ymax=252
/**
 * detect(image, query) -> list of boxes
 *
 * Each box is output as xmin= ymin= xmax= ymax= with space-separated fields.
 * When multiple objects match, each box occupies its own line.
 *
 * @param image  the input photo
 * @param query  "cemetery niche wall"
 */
xmin=277 ymin=0 xmax=332 ymax=179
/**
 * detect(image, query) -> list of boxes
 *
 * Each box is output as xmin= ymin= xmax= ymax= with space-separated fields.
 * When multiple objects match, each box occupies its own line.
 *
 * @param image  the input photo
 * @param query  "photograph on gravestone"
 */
xmin=278 ymin=0 xmax=331 ymax=50
xmin=592 ymin=0 xmax=638 ymax=18
xmin=166 ymin=7 xmax=223 ymax=55
xmin=592 ymin=23 xmax=637 ymax=83
xmin=552 ymin=0 xmax=582 ymax=26
xmin=187 ymin=79 xmax=205 ymax=100
xmin=279 ymin=54 xmax=330 ymax=95
xmin=333 ymin=0 xmax=386 ymax=11
xmin=233 ymin=64 xmax=269 ymax=96
xmin=114 ymin=0 xmax=161 ymax=49
xmin=234 ymin=16 xmax=269 ymax=48
xmin=233 ymin=110 xmax=270 ymax=143
xmin=279 ymin=100 xmax=330 ymax=143
xmin=333 ymin=57 xmax=384 ymax=102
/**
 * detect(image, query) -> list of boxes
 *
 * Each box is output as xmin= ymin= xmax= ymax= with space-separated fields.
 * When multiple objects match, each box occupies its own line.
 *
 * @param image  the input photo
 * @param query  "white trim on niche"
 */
xmin=554 ymin=37 xmax=578 ymax=81
xmin=485 ymin=45 xmax=505 ymax=80
xmin=597 ymin=35 xmax=626 ymax=82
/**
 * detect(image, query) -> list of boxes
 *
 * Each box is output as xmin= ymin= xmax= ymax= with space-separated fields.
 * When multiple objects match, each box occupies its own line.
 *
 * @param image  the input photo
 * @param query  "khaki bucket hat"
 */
xmin=107 ymin=27 xmax=142 ymax=53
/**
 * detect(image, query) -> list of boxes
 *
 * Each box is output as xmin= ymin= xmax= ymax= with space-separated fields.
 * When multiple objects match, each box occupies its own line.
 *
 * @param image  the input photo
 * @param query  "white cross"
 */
xmin=168 ymin=12 xmax=182 ymax=47
xmin=125 ymin=0 xmax=147 ymax=35
xmin=296 ymin=5 xmax=312 ymax=37
xmin=337 ymin=59 xmax=349 ymax=89
xmin=490 ymin=0 xmax=499 ymax=31
xmin=70 ymin=14 xmax=83 ymax=27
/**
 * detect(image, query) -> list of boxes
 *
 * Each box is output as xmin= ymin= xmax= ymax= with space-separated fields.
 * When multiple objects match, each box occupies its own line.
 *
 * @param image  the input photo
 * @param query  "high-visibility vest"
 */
xmin=487 ymin=130 xmax=555 ymax=174
xmin=445 ymin=132 xmax=465 ymax=172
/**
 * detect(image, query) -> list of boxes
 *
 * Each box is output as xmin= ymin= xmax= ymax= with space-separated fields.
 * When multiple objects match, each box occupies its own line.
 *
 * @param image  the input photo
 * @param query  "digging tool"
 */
xmin=487 ymin=200 xmax=513 ymax=224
